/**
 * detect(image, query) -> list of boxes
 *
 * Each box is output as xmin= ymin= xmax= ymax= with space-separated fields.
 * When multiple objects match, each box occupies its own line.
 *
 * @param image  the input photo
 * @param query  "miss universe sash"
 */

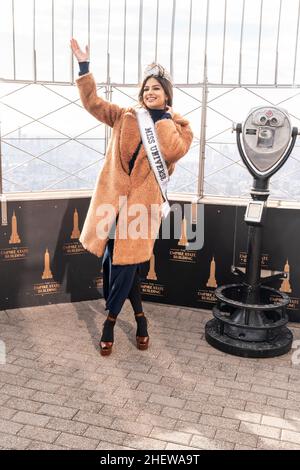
xmin=136 ymin=107 xmax=171 ymax=218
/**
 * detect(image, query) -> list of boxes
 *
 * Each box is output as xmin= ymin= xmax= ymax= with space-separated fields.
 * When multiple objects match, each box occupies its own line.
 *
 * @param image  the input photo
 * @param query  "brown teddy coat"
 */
xmin=76 ymin=72 xmax=193 ymax=264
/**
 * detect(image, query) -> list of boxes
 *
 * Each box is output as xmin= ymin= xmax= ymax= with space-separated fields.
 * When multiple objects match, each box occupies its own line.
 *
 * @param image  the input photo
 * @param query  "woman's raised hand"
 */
xmin=70 ymin=38 xmax=89 ymax=62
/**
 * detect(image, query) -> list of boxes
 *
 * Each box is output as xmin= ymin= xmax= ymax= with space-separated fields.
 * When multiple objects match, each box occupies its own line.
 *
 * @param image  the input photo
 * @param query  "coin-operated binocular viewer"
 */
xmin=205 ymin=107 xmax=298 ymax=357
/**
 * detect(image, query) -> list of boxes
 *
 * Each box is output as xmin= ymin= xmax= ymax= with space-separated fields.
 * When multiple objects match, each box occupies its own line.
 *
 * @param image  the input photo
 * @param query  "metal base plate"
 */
xmin=205 ymin=319 xmax=293 ymax=358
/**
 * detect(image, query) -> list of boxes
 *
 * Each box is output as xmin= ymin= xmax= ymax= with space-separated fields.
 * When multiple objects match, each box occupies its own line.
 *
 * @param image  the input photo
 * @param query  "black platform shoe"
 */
xmin=135 ymin=313 xmax=149 ymax=350
xmin=99 ymin=315 xmax=116 ymax=356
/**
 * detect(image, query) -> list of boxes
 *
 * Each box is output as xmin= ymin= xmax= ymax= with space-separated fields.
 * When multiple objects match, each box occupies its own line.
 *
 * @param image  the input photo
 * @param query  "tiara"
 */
xmin=143 ymin=62 xmax=173 ymax=83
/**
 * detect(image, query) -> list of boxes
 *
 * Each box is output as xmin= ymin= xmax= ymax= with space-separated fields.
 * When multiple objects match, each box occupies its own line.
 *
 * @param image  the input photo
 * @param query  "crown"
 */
xmin=143 ymin=62 xmax=173 ymax=83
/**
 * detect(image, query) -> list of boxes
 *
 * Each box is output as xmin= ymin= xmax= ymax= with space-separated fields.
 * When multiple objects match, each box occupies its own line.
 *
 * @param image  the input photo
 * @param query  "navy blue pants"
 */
xmin=102 ymin=238 xmax=143 ymax=318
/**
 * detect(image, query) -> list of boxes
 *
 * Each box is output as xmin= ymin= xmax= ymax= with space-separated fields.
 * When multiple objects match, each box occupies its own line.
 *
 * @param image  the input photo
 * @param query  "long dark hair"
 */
xmin=138 ymin=75 xmax=173 ymax=108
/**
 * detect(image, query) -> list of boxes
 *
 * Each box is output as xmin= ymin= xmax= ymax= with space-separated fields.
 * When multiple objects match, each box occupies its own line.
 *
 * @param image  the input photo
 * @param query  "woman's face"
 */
xmin=142 ymin=77 xmax=167 ymax=110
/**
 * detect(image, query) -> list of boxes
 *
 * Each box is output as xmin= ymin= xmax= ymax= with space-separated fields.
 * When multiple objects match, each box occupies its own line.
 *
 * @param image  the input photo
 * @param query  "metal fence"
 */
xmin=1 ymin=0 xmax=300 ymax=202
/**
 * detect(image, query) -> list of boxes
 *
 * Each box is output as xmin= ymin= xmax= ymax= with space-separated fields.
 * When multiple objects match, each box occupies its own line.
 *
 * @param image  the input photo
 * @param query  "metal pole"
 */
xmin=52 ymin=0 xmax=55 ymax=82
xmin=70 ymin=0 xmax=74 ymax=84
xmin=105 ymin=0 xmax=112 ymax=153
xmin=198 ymin=56 xmax=208 ymax=198
xmin=187 ymin=0 xmax=193 ymax=84
xmin=12 ymin=0 xmax=16 ymax=80
xmin=107 ymin=0 xmax=111 ymax=79
xmin=155 ymin=0 xmax=159 ymax=63
xmin=245 ymin=178 xmax=270 ymax=299
xmin=33 ymin=0 xmax=36 ymax=82
xmin=293 ymin=0 xmax=300 ymax=85
xmin=274 ymin=0 xmax=282 ymax=85
xmin=245 ymin=224 xmax=263 ymax=293
xmin=123 ymin=0 xmax=127 ymax=84
xmin=138 ymin=0 xmax=143 ymax=84
xmin=88 ymin=0 xmax=91 ymax=55
xmin=0 ymin=121 xmax=2 ymax=195
xmin=198 ymin=0 xmax=210 ymax=199
xmin=0 ymin=121 xmax=7 ymax=226
xmin=238 ymin=0 xmax=246 ymax=86
xmin=256 ymin=0 xmax=263 ymax=85
xmin=221 ymin=0 xmax=227 ymax=84
xmin=170 ymin=0 xmax=176 ymax=79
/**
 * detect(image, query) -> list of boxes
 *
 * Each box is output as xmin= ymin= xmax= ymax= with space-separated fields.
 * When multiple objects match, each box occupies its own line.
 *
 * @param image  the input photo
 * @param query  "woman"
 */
xmin=70 ymin=38 xmax=193 ymax=356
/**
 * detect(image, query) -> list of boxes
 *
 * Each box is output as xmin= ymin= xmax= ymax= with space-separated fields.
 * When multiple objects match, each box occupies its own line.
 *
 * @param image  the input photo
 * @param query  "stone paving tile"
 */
xmin=11 ymin=410 xmax=51 ymax=427
xmin=0 ymin=417 xmax=24 ymax=435
xmin=37 ymin=404 xmax=78 ymax=420
xmin=62 ymin=397 xmax=103 ymax=413
xmin=190 ymin=434 xmax=234 ymax=450
xmin=281 ymin=429 xmax=300 ymax=445
xmin=261 ymin=415 xmax=300 ymax=431
xmin=96 ymin=441 xmax=134 ymax=450
xmin=207 ymin=395 xmax=246 ymax=411
xmin=101 ymin=376 xmax=139 ymax=391
xmin=215 ymin=378 xmax=251 ymax=392
xmin=26 ymin=442 xmax=70 ymax=450
xmin=0 ymin=405 xmax=18 ymax=420
xmin=0 ymin=364 xmax=23 ymax=375
xmin=215 ymin=428 xmax=258 ymax=447
xmin=199 ymin=414 xmax=240 ymax=431
xmin=46 ymin=416 xmax=89 ymax=436
xmin=24 ymin=379 xmax=62 ymax=394
xmin=56 ymin=385 xmax=94 ymax=401
xmin=267 ymin=397 xmax=300 ymax=412
xmin=0 ymin=392 xmax=10 ymax=406
xmin=18 ymin=369 xmax=53 ymax=382
xmin=0 ymin=300 xmax=300 ymax=451
xmin=84 ymin=425 xmax=127 ymax=445
xmin=160 ymin=376 xmax=196 ymax=390
xmin=110 ymin=418 xmax=153 ymax=437
xmin=275 ymin=381 xmax=300 ymax=392
xmin=165 ymin=442 xmax=201 ymax=450
xmin=88 ymin=392 xmax=127 ymax=408
xmin=222 ymin=407 xmax=261 ymax=424
xmin=257 ymin=436 xmax=300 ymax=450
xmin=235 ymin=444 xmax=257 ymax=450
xmin=30 ymin=391 xmax=67 ymax=406
xmin=148 ymin=393 xmax=186 ymax=409
xmin=0 ymin=431 xmax=31 ymax=450
xmin=285 ymin=409 xmax=300 ymax=422
xmin=251 ymin=384 xmax=288 ymax=399
xmin=0 ymin=372 xmax=29 ymax=387
xmin=99 ymin=404 xmax=140 ymax=421
xmin=175 ymin=421 xmax=216 ymax=439
xmin=11 ymin=348 xmax=42 ymax=361
xmin=136 ymin=411 xmax=177 ymax=429
xmin=94 ymin=365 xmax=129 ymax=378
xmin=55 ymin=432 xmax=99 ymax=450
xmin=245 ymin=402 xmax=285 ymax=418
xmin=18 ymin=424 xmax=60 ymax=444
xmin=150 ymin=426 xmax=191 ymax=446
xmin=112 ymin=388 xmax=150 ymax=403
xmin=73 ymin=410 xmax=114 ymax=428
xmin=122 ymin=435 xmax=167 ymax=450
xmin=124 ymin=400 xmax=162 ymax=416
xmin=162 ymin=406 xmax=200 ymax=423
xmin=137 ymin=381 xmax=173 ymax=396
xmin=239 ymin=422 xmax=281 ymax=439
xmin=230 ymin=389 xmax=268 ymax=404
